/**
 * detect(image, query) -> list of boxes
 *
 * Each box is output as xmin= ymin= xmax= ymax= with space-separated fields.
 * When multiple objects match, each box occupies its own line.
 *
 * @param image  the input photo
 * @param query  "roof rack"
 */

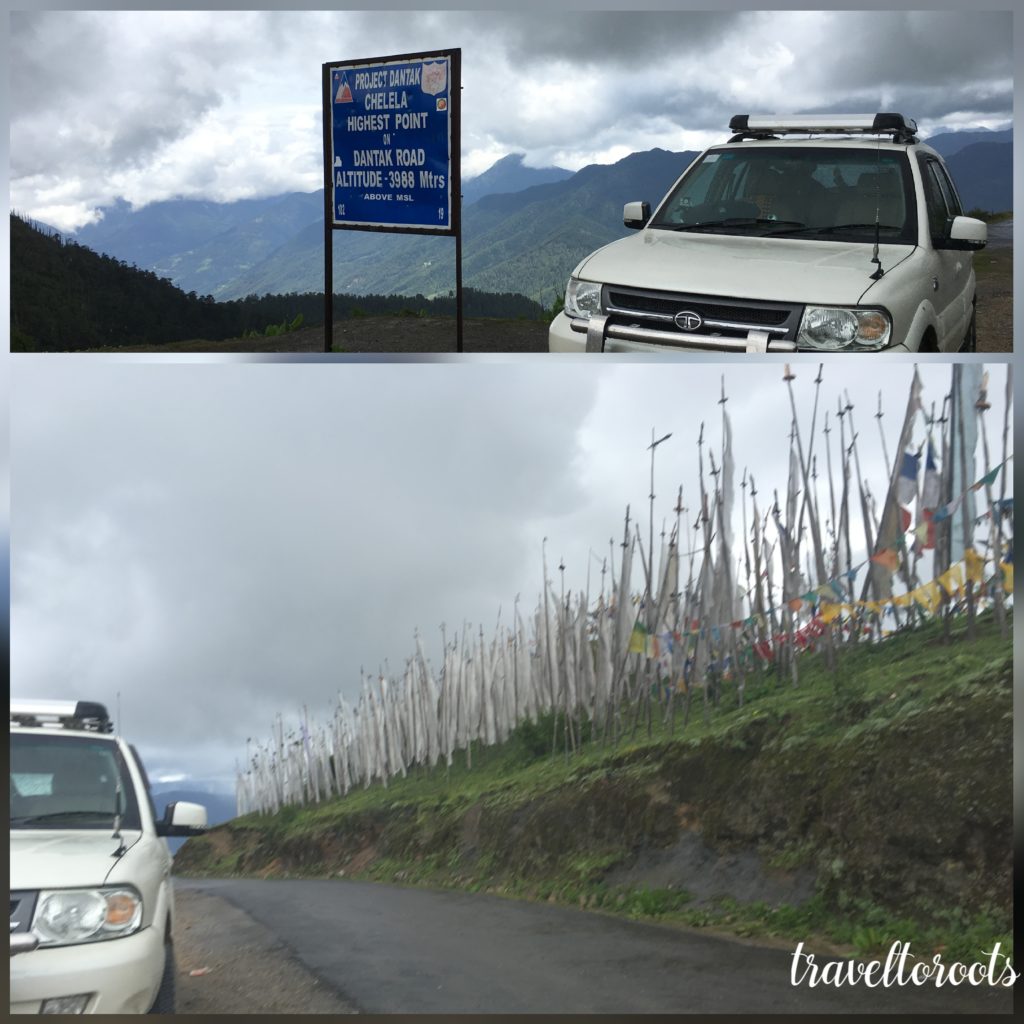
xmin=728 ymin=113 xmax=919 ymax=145
xmin=10 ymin=699 xmax=114 ymax=733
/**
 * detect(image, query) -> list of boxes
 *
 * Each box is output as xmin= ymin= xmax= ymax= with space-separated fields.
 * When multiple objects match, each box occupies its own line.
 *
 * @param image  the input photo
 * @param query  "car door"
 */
xmin=917 ymin=155 xmax=969 ymax=348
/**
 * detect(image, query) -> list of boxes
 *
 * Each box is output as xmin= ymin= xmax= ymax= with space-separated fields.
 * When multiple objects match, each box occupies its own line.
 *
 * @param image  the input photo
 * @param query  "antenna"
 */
xmin=111 ymin=690 xmax=126 ymax=857
xmin=869 ymin=137 xmax=884 ymax=280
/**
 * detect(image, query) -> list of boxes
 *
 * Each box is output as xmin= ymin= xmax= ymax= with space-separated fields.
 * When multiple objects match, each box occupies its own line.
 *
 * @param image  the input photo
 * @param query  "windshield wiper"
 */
xmin=11 ymin=810 xmax=113 ymax=826
xmin=817 ymin=223 xmax=901 ymax=235
xmin=766 ymin=222 xmax=904 ymax=238
xmin=665 ymin=218 xmax=806 ymax=234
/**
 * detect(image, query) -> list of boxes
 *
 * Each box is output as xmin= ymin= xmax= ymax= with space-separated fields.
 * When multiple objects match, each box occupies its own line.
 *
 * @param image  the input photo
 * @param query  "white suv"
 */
xmin=549 ymin=113 xmax=987 ymax=354
xmin=9 ymin=700 xmax=207 ymax=1015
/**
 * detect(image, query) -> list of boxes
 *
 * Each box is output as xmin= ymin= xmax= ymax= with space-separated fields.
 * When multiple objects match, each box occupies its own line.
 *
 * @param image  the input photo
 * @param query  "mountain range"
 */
xmin=68 ymin=130 xmax=1012 ymax=305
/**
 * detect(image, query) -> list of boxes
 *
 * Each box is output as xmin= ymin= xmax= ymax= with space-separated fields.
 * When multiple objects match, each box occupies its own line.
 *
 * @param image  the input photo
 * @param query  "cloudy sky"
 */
xmin=9 ymin=358 xmax=1012 ymax=791
xmin=7 ymin=7 xmax=1014 ymax=232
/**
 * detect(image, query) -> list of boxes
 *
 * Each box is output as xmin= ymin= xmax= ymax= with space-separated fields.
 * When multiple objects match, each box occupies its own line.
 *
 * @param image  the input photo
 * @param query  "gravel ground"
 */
xmin=173 ymin=886 xmax=358 ymax=1015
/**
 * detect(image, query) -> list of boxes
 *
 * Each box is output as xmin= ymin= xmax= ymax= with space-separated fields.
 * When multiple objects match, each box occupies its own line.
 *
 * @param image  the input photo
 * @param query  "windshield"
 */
xmin=10 ymin=732 xmax=141 ymax=830
xmin=650 ymin=146 xmax=917 ymax=244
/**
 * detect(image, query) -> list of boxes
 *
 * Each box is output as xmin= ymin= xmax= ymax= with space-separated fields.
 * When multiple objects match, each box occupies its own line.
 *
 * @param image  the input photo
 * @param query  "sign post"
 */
xmin=322 ymin=49 xmax=462 ymax=352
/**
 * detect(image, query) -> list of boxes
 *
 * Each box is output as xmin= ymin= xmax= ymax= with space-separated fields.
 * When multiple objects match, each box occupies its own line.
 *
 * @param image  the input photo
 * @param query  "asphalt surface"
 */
xmin=177 ymin=878 xmax=1012 ymax=1014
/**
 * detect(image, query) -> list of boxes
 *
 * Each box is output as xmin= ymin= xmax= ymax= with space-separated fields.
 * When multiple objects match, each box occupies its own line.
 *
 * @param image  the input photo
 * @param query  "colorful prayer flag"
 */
xmin=870 ymin=549 xmax=899 ymax=572
xmin=628 ymin=621 xmax=647 ymax=654
xmin=964 ymin=549 xmax=985 ymax=584
xmin=938 ymin=564 xmax=964 ymax=597
xmin=921 ymin=441 xmax=940 ymax=510
xmin=934 ymin=494 xmax=963 ymax=523
xmin=896 ymin=450 xmax=919 ymax=507
xmin=916 ymin=581 xmax=942 ymax=614
xmin=971 ymin=466 xmax=1000 ymax=491
xmin=820 ymin=603 xmax=842 ymax=624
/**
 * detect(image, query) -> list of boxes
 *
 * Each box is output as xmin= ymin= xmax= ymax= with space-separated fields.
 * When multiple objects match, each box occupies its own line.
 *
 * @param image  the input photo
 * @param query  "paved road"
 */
xmin=177 ymin=878 xmax=1011 ymax=1014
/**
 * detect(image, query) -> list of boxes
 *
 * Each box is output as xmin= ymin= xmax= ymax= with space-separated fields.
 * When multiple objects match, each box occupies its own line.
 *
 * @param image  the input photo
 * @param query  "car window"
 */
xmin=920 ymin=158 xmax=956 ymax=238
xmin=931 ymin=160 xmax=963 ymax=218
xmin=10 ymin=733 xmax=142 ymax=830
xmin=130 ymin=743 xmax=160 ymax=823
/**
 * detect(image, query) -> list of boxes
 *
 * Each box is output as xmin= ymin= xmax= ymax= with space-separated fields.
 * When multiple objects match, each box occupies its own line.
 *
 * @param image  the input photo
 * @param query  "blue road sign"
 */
xmin=328 ymin=53 xmax=454 ymax=232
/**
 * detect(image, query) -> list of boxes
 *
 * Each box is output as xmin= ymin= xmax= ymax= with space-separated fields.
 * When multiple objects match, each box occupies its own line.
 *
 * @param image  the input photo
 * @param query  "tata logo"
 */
xmin=674 ymin=310 xmax=704 ymax=332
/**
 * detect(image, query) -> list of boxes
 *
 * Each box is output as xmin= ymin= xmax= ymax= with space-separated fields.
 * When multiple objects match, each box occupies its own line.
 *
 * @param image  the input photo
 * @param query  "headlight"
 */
xmin=33 ymin=887 xmax=143 ymax=946
xmin=797 ymin=307 xmax=891 ymax=351
xmin=564 ymin=278 xmax=603 ymax=320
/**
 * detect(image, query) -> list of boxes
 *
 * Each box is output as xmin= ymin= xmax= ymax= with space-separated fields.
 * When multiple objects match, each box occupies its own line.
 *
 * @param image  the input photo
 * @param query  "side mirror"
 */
xmin=940 ymin=215 xmax=987 ymax=251
xmin=156 ymin=800 xmax=208 ymax=837
xmin=623 ymin=201 xmax=651 ymax=230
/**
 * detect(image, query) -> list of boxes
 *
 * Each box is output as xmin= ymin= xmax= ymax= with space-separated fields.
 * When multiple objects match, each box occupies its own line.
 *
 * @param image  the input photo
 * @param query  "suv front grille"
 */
xmin=604 ymin=286 xmax=803 ymax=342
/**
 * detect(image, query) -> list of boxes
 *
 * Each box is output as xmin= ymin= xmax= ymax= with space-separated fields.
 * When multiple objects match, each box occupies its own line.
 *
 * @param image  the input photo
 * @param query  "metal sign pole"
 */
xmin=321 ymin=63 xmax=334 ymax=353
xmin=452 ymin=50 xmax=463 ymax=353
xmin=455 ymin=232 xmax=463 ymax=352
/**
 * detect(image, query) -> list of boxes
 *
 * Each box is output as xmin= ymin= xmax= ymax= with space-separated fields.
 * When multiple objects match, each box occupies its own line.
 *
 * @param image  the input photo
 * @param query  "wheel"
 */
xmin=959 ymin=307 xmax=977 ymax=352
xmin=148 ymin=940 xmax=176 ymax=1014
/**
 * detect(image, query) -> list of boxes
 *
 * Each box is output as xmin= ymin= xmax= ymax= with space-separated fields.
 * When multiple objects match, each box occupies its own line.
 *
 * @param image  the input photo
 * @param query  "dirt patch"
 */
xmin=173 ymin=886 xmax=357 ymax=1014
xmin=604 ymin=829 xmax=818 ymax=908
xmin=207 ymin=829 xmax=235 ymax=860
xmin=332 ymin=316 xmax=548 ymax=353
xmin=458 ymin=800 xmax=484 ymax=866
xmin=100 ymin=316 xmax=549 ymax=354
xmin=340 ymin=843 xmax=378 ymax=876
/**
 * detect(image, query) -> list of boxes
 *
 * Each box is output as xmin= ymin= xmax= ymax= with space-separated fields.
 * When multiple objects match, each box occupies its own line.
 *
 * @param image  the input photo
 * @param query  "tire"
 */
xmin=148 ymin=940 xmax=176 ymax=1014
xmin=960 ymin=307 xmax=977 ymax=352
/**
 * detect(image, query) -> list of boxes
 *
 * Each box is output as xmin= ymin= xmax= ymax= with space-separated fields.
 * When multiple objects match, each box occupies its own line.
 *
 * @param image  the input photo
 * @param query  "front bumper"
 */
xmin=9 ymin=926 xmax=165 ymax=1014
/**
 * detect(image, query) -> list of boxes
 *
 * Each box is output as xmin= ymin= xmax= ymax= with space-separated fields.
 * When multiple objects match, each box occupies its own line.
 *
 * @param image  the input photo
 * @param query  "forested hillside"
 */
xmin=10 ymin=215 xmax=547 ymax=351
xmin=11 ymin=213 xmax=235 ymax=350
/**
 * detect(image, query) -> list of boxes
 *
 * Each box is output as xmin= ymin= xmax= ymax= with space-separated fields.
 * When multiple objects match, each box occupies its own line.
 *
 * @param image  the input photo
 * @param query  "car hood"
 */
xmin=575 ymin=229 xmax=915 ymax=306
xmin=10 ymin=829 xmax=142 ymax=890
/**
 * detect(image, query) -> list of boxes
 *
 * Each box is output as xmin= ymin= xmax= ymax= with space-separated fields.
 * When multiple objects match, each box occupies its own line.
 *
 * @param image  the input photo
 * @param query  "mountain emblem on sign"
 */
xmin=421 ymin=61 xmax=446 ymax=96
xmin=335 ymin=72 xmax=353 ymax=103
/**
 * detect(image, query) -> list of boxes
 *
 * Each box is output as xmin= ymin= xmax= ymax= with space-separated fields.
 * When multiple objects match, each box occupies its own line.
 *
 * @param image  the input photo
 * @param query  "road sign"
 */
xmin=324 ymin=50 xmax=459 ymax=234
xmin=321 ymin=49 xmax=463 ymax=352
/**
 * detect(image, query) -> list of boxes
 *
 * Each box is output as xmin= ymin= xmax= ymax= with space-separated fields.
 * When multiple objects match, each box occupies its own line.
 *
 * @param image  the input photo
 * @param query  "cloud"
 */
xmin=460 ymin=9 xmax=740 ymax=66
xmin=10 ymin=13 xmax=232 ymax=175
xmin=805 ymin=11 xmax=1014 ymax=92
xmin=8 ymin=10 xmax=1012 ymax=231
xmin=10 ymin=362 xmax=603 ymax=779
